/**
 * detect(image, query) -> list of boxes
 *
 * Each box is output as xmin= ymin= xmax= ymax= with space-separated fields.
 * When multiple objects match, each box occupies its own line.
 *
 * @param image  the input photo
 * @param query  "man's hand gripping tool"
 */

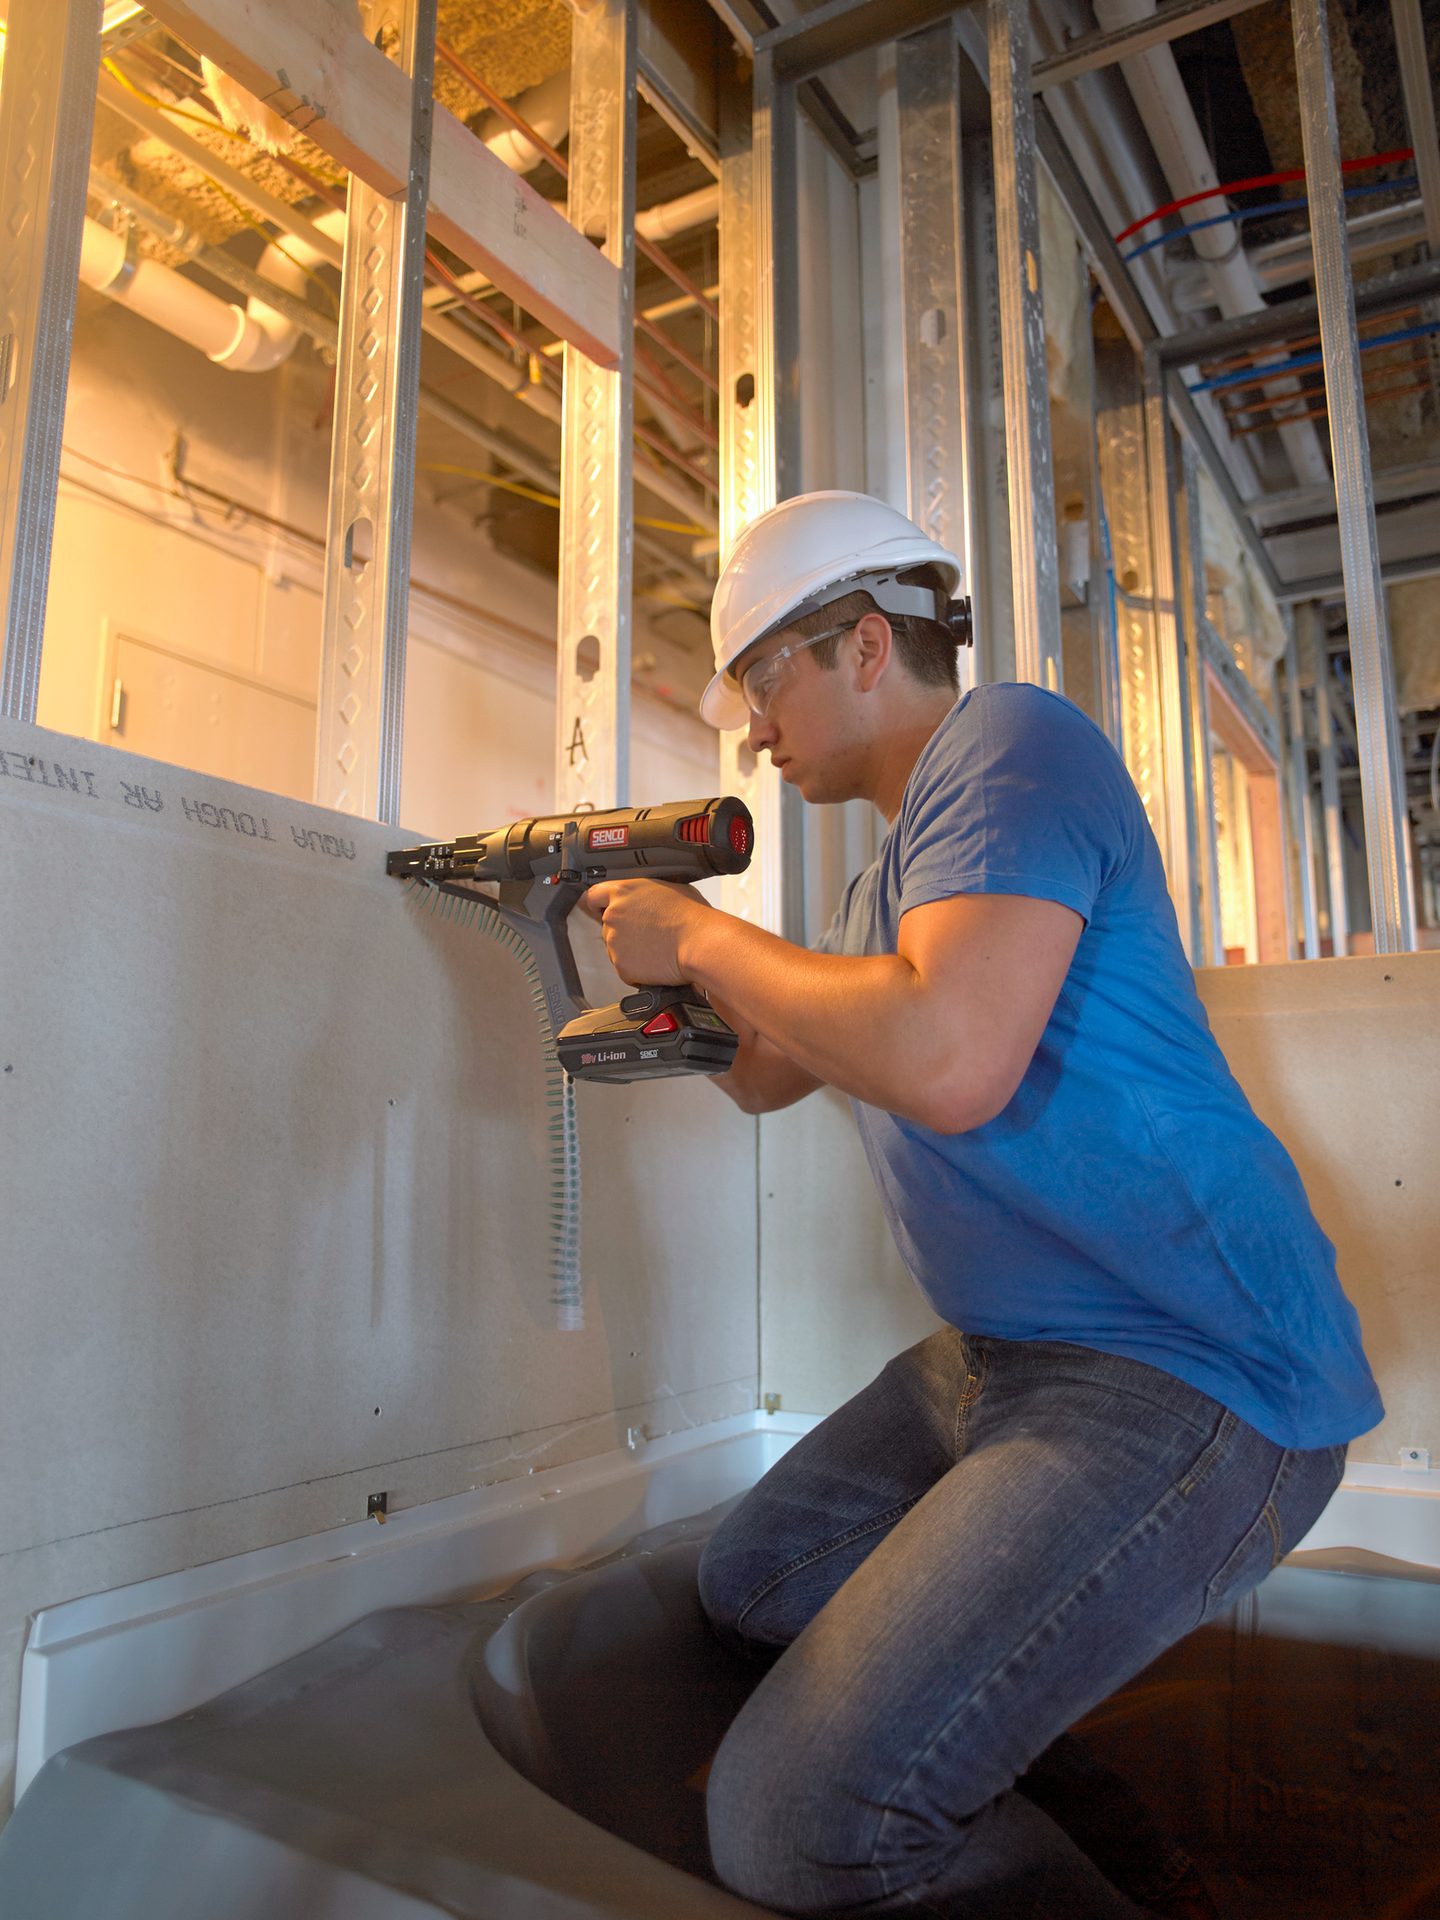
xmin=387 ymin=797 xmax=753 ymax=1084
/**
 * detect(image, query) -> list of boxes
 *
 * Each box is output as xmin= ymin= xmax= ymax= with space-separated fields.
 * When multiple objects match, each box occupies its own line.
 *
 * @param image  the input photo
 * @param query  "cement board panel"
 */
xmin=0 ymin=720 xmax=758 ymax=1804
xmin=1196 ymin=953 xmax=1439 ymax=1470
xmin=759 ymin=1089 xmax=943 ymax=1417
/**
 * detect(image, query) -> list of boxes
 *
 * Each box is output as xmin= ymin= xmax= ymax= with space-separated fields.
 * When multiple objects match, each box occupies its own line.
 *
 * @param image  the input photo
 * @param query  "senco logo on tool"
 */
xmin=588 ymin=826 xmax=629 ymax=849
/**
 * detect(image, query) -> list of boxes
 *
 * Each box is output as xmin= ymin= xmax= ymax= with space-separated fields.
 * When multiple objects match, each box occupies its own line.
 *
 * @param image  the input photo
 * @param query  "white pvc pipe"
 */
xmin=635 ymin=183 xmax=719 ymax=240
xmin=483 ymin=68 xmax=570 ymax=174
xmin=80 ymin=217 xmax=250 ymax=364
xmin=242 ymin=205 xmax=349 ymax=372
xmin=1094 ymin=0 xmax=1332 ymax=489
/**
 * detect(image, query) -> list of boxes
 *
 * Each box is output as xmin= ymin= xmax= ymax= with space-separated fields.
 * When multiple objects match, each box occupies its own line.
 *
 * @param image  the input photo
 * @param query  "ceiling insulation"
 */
xmin=1389 ymin=578 xmax=1440 ymax=716
xmin=91 ymin=78 xmax=343 ymax=263
xmin=91 ymin=0 xmax=571 ymax=266
xmin=1229 ymin=0 xmax=1376 ymax=181
xmin=434 ymin=0 xmax=571 ymax=116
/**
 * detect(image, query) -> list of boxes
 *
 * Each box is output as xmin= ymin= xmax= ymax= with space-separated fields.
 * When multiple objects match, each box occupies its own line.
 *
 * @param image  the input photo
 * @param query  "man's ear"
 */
xmin=852 ymin=611 xmax=893 ymax=692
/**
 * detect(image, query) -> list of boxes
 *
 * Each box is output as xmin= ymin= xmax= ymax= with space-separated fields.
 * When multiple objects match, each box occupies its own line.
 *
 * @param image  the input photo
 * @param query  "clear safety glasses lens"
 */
xmin=738 ymin=625 xmax=851 ymax=718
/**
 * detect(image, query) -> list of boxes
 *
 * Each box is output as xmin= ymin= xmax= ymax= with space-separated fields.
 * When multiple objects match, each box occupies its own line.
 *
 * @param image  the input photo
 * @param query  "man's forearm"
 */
xmin=705 ymin=988 xmax=822 ymax=1113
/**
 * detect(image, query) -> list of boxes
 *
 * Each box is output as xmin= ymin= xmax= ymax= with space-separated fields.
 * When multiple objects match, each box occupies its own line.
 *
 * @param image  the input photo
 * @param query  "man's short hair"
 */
xmin=785 ymin=565 xmax=959 ymax=694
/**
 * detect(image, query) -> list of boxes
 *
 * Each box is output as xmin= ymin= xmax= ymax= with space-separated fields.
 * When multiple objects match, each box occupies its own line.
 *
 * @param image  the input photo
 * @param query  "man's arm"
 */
xmin=584 ymin=881 xmax=1083 ymax=1134
xmin=703 ymin=991 xmax=824 ymax=1114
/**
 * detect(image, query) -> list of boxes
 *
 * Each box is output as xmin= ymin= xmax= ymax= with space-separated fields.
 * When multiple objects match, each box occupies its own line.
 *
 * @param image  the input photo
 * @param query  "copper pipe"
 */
xmin=633 ymin=420 xmax=715 ymax=489
xmin=1199 ymin=307 xmax=1421 ymax=378
xmin=638 ymin=313 xmax=718 ymax=394
xmin=426 ymin=249 xmax=560 ymax=374
xmin=437 ymin=38 xmax=718 ymax=327
xmin=1209 ymin=330 xmax=1426 ymax=404
xmin=436 ymin=39 xmax=570 ymax=177
xmin=635 ymin=234 xmax=718 ymax=322
xmin=428 ymin=250 xmax=717 ymax=464
xmin=1228 ymin=372 xmax=1433 ymax=436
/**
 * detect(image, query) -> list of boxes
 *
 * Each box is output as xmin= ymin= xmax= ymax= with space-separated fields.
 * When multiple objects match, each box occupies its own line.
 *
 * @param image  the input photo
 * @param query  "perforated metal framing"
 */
xmin=1180 ymin=445 xmax=1223 ymax=965
xmin=895 ymin=20 xmax=977 ymax=700
xmin=1282 ymin=615 xmax=1320 ymax=958
xmin=962 ymin=132 xmax=1014 ymax=687
xmin=1303 ymin=602 xmax=1349 ymax=956
xmin=1142 ymin=358 xmax=1201 ymax=957
xmin=315 ymin=0 xmax=437 ymax=825
xmin=0 ymin=0 xmax=103 ymax=721
xmin=986 ymin=0 xmax=1063 ymax=693
xmin=1095 ymin=340 xmax=1167 ymax=868
xmin=1292 ymin=0 xmax=1415 ymax=951
xmin=716 ymin=60 xmax=785 ymax=934
xmin=554 ymin=0 xmax=637 ymax=817
xmin=716 ymin=50 xmax=803 ymax=937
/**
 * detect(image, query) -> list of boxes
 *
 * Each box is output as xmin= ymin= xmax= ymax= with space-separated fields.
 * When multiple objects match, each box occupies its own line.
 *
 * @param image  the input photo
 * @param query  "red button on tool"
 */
xmin=642 ymin=1010 xmax=680 ymax=1036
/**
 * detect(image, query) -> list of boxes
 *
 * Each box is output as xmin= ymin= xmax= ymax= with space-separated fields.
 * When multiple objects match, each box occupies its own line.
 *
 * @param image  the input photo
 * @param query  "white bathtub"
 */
xmin=15 ymin=1414 xmax=1438 ymax=1808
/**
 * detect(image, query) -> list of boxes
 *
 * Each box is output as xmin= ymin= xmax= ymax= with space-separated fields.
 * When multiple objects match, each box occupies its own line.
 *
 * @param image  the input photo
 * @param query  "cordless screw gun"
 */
xmin=386 ymin=797 xmax=754 ymax=1084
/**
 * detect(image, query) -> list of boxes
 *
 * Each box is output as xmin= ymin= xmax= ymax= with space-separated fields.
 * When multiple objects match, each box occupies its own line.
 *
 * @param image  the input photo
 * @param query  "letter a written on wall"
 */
xmin=315 ymin=0 xmax=436 ymax=826
xmin=555 ymin=0 xmax=636 ymax=815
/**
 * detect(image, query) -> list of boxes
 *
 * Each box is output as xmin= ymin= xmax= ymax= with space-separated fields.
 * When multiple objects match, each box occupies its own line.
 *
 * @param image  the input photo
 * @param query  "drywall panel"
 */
xmin=0 ymin=720 xmax=757 ymax=1812
xmin=1196 ymin=953 xmax=1439 ymax=1470
xmin=759 ymin=956 xmax=1436 ymax=1465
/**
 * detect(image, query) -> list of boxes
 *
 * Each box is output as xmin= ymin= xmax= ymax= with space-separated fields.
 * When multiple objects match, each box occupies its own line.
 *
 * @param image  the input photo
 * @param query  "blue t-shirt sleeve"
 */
xmin=897 ymin=686 xmax=1131 ymax=926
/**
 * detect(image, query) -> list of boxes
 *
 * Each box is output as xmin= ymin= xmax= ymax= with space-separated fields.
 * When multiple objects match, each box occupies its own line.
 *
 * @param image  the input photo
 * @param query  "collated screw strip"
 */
xmin=407 ymin=881 xmax=583 ymax=1332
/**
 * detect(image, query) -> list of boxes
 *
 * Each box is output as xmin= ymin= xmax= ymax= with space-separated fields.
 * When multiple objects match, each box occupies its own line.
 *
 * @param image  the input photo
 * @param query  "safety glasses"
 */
xmin=736 ymin=622 xmax=854 ymax=718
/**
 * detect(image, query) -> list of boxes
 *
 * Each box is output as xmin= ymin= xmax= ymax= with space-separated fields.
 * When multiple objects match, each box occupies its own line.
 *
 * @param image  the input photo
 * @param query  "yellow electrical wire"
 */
xmin=102 ymin=56 xmax=251 ymax=142
xmin=420 ymin=463 xmax=709 ymax=538
xmin=100 ymin=57 xmax=338 ymax=318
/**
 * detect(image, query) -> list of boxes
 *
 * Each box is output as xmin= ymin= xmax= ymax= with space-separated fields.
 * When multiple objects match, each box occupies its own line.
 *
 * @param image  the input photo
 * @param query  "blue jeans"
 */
xmin=698 ymin=1329 xmax=1345 ymax=1918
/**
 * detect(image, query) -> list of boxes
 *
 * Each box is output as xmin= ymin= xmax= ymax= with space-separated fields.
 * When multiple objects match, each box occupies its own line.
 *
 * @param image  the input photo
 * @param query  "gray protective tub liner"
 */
xmin=0 ymin=1502 xmax=777 ymax=1919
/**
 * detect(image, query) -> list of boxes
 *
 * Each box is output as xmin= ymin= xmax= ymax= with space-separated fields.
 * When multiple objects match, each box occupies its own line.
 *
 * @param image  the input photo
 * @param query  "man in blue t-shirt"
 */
xmin=580 ymin=491 xmax=1380 ymax=1919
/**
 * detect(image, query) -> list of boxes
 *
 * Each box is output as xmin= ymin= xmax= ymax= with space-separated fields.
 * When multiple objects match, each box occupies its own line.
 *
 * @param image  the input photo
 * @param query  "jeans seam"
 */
xmin=953 ymin=1341 xmax=987 ymax=1460
xmin=1203 ymin=1446 xmax=1294 ymax=1612
xmin=1177 ymin=1407 xmax=1239 ymax=1496
xmin=734 ymin=1494 xmax=927 ymax=1633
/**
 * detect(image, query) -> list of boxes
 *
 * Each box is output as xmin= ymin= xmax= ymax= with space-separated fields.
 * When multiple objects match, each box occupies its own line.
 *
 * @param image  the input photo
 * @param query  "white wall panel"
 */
xmin=0 ymin=720 xmax=756 ymax=1811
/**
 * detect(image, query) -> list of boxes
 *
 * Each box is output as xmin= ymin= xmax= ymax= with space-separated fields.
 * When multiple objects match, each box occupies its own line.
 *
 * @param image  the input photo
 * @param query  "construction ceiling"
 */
xmin=74 ymin=2 xmax=1440 ymax=710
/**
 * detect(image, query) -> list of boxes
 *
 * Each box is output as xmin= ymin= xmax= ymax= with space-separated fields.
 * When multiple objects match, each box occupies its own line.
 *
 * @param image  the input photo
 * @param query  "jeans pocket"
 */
xmin=1176 ymin=1407 xmax=1240 ymax=1497
xmin=1200 ymin=1502 xmax=1280 ymax=1622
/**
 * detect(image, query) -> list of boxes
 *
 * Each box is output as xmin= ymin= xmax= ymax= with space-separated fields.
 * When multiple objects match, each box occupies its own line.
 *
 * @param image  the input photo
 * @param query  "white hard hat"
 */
xmin=700 ymin=490 xmax=965 ymax=729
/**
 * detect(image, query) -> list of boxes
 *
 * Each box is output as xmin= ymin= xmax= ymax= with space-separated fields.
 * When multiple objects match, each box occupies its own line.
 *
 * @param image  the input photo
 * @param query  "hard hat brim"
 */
xmin=699 ymin=661 xmax=750 ymax=731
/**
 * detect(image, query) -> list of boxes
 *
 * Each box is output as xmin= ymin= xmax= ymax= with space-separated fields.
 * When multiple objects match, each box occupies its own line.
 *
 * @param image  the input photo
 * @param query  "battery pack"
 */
xmin=557 ymin=988 xmax=739 ymax=1084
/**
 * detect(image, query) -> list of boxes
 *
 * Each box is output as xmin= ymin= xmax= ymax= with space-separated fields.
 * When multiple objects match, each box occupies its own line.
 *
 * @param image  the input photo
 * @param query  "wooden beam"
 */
xmin=142 ymin=0 xmax=623 ymax=366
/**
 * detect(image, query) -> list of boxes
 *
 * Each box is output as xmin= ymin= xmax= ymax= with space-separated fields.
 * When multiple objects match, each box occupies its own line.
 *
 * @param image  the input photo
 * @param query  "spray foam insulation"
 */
xmin=434 ymin=0 xmax=571 ymax=121
xmin=91 ymin=0 xmax=571 ymax=268
xmin=1388 ymin=577 xmax=1440 ymax=715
